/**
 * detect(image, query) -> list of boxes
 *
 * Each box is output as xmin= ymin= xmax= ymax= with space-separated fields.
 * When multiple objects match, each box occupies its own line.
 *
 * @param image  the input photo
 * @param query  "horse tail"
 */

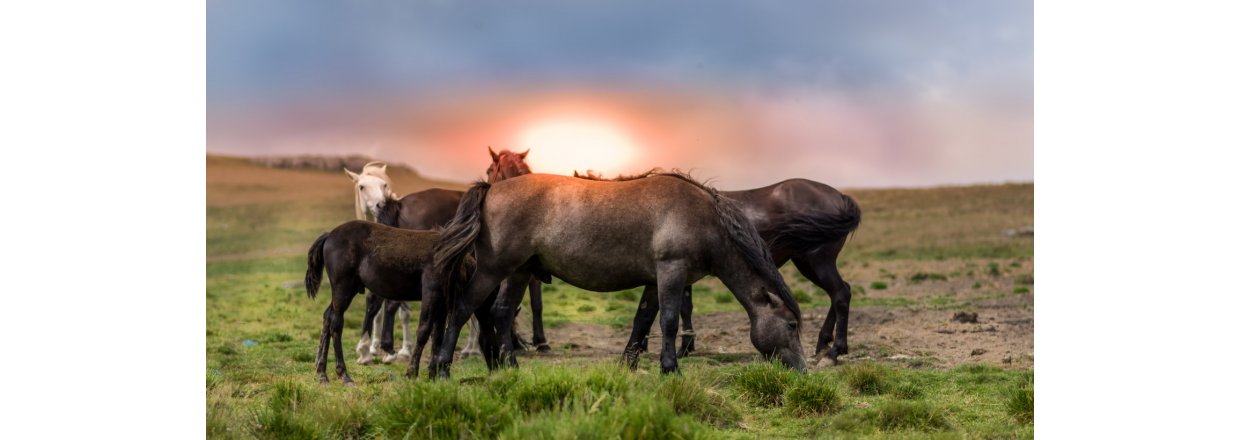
xmin=305 ymin=232 xmax=330 ymax=300
xmin=711 ymin=193 xmax=802 ymax=323
xmin=764 ymin=194 xmax=862 ymax=254
xmin=434 ymin=181 xmax=491 ymax=303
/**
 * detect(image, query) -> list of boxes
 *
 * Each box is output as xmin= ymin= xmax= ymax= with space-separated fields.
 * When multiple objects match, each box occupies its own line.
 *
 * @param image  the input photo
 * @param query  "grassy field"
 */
xmin=206 ymin=155 xmax=1034 ymax=439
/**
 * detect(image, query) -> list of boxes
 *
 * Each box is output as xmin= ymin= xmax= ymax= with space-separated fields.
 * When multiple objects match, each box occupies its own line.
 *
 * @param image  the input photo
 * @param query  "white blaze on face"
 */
xmin=518 ymin=119 xmax=637 ymax=176
xmin=355 ymin=174 xmax=389 ymax=216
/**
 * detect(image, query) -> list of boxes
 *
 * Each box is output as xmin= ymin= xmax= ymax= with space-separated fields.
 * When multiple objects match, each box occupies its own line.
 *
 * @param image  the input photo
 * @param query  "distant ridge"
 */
xmin=247 ymin=154 xmax=420 ymax=176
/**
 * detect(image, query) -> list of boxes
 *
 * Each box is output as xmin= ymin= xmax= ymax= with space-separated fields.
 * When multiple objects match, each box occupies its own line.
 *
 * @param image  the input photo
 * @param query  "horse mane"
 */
xmin=572 ymin=168 xmax=801 ymax=321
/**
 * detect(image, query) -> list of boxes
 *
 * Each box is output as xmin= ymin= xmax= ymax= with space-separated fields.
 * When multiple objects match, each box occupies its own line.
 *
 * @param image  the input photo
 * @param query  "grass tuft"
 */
xmin=840 ymin=362 xmax=890 ymax=395
xmin=869 ymin=281 xmax=889 ymax=290
xmin=727 ymin=361 xmax=798 ymax=407
xmin=373 ymin=381 xmax=513 ymax=439
xmin=784 ymin=374 xmax=845 ymax=416
xmin=1007 ymin=372 xmax=1034 ymax=424
xmin=909 ymin=272 xmax=948 ymax=283
xmin=657 ymin=375 xmax=741 ymax=427
xmin=832 ymin=400 xmax=952 ymax=433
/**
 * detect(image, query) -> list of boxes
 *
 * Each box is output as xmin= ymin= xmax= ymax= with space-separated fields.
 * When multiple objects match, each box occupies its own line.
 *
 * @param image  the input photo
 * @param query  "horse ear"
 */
xmin=344 ymin=168 xmax=360 ymax=182
xmin=518 ymin=149 xmax=529 ymax=159
xmin=379 ymin=163 xmax=388 ymax=173
xmin=763 ymin=289 xmax=787 ymax=309
xmin=488 ymin=146 xmax=499 ymax=162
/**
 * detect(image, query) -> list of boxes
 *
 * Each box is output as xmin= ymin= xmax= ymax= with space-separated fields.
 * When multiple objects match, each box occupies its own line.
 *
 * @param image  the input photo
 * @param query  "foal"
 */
xmin=304 ymin=220 xmax=487 ymax=384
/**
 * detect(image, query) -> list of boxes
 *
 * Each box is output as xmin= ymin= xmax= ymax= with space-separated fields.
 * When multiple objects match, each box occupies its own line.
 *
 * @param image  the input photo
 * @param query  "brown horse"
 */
xmin=619 ymin=178 xmax=862 ymax=364
xmin=356 ymin=148 xmax=551 ymax=359
xmin=304 ymin=221 xmax=485 ymax=384
xmin=432 ymin=171 xmax=806 ymax=377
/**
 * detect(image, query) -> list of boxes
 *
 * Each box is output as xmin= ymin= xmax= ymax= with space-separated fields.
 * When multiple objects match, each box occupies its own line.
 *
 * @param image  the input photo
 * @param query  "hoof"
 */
xmin=357 ymin=353 xmax=375 ymax=365
xmin=382 ymin=353 xmax=398 ymax=364
xmin=396 ymin=348 xmax=412 ymax=361
xmin=460 ymin=349 xmax=481 ymax=359
xmin=535 ymin=343 xmax=551 ymax=353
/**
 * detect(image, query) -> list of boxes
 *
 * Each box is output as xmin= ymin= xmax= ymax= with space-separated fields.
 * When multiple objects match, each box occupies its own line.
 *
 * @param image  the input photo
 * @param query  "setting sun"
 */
xmin=516 ymin=119 xmax=638 ymax=176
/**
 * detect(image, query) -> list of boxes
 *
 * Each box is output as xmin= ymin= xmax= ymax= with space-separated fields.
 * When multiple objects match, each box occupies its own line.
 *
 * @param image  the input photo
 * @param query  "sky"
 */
xmin=207 ymin=0 xmax=1032 ymax=189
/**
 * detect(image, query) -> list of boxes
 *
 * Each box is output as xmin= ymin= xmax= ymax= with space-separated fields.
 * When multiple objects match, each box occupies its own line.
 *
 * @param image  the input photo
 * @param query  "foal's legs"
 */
xmin=315 ymin=305 xmax=333 ymax=383
xmin=330 ymin=289 xmax=360 ymax=385
xmin=528 ymin=280 xmax=551 ymax=352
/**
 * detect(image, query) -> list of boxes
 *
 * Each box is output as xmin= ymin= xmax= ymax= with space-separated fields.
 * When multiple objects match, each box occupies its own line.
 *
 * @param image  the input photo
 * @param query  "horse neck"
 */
xmin=712 ymin=254 xmax=769 ymax=316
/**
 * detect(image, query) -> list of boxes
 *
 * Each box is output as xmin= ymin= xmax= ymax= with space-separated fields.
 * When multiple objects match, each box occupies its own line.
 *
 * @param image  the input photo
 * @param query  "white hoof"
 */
xmin=357 ymin=352 xmax=375 ymax=365
xmin=382 ymin=353 xmax=398 ymax=364
xmin=396 ymin=347 xmax=412 ymax=361
xmin=355 ymin=340 xmax=371 ymax=357
xmin=460 ymin=349 xmax=481 ymax=359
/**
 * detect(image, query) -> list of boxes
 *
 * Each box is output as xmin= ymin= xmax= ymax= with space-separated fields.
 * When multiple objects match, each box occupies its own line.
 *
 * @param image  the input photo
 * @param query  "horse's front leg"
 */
xmin=623 ymin=285 xmax=660 ymax=370
xmin=397 ymin=302 xmax=413 ymax=361
xmin=379 ymin=299 xmax=402 ymax=364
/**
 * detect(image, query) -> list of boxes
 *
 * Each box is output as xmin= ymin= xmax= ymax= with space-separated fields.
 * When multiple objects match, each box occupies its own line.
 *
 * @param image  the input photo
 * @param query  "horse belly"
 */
xmin=535 ymin=246 xmax=655 ymax=292
xmin=359 ymin=260 xmax=423 ymax=301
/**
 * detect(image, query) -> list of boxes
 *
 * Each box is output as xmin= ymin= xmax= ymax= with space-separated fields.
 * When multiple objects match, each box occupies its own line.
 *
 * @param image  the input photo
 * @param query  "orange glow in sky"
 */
xmin=515 ymin=118 xmax=639 ymax=176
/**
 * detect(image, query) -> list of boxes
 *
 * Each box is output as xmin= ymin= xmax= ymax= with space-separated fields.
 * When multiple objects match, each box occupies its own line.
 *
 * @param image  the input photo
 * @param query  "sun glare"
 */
xmin=517 ymin=119 xmax=638 ymax=176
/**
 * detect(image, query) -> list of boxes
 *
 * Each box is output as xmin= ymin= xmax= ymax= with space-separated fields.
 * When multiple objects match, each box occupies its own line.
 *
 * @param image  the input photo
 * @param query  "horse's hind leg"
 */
xmin=315 ymin=305 xmax=333 ymax=383
xmin=330 ymin=285 xmax=360 ymax=385
xmin=528 ymin=280 xmax=551 ymax=352
xmin=655 ymin=261 xmax=689 ymax=374
xmin=678 ymin=285 xmax=696 ymax=358
xmin=460 ymin=318 xmax=482 ymax=358
xmin=794 ymin=242 xmax=851 ymax=364
xmin=623 ymin=285 xmax=660 ymax=370
xmin=356 ymin=292 xmax=381 ymax=364
xmin=492 ymin=272 xmax=533 ymax=368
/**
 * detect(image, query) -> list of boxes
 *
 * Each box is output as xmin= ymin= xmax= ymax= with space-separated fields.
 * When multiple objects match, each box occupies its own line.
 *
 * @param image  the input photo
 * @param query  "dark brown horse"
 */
xmin=431 ymin=171 xmax=806 ymax=377
xmin=355 ymin=148 xmax=550 ymax=359
xmin=621 ymin=178 xmax=862 ymax=363
xmin=304 ymin=221 xmax=486 ymax=384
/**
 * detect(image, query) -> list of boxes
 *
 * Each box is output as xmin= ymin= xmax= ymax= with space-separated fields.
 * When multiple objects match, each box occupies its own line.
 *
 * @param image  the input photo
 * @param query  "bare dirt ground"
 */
xmin=524 ymin=258 xmax=1034 ymax=370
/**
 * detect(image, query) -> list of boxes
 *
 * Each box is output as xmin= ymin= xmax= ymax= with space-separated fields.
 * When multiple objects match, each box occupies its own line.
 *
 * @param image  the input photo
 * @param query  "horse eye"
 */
xmin=359 ymin=185 xmax=365 ymax=190
xmin=787 ymin=321 xmax=798 ymax=331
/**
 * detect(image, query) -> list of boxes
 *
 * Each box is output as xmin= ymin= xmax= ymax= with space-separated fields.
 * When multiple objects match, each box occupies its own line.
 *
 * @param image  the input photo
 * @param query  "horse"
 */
xmin=304 ymin=220 xmax=488 ymax=384
xmin=612 ymin=177 xmax=862 ymax=365
xmin=345 ymin=149 xmax=551 ymax=363
xmin=344 ymin=162 xmax=417 ymax=364
xmin=431 ymin=171 xmax=807 ymax=378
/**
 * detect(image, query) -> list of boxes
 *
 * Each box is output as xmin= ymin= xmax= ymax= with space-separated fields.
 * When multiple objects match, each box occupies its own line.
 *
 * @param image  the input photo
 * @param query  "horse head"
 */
xmin=486 ymin=147 xmax=532 ymax=183
xmin=345 ymin=167 xmax=392 ymax=219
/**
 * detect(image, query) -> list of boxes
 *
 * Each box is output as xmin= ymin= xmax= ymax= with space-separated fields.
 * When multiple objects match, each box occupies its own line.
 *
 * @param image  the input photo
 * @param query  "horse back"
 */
xmin=397 ymin=188 xmax=465 ymax=229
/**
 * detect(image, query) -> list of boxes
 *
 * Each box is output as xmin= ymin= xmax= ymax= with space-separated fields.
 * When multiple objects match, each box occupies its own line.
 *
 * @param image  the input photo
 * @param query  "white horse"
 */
xmin=345 ymin=162 xmax=414 ymax=364
xmin=345 ymin=162 xmax=483 ymax=363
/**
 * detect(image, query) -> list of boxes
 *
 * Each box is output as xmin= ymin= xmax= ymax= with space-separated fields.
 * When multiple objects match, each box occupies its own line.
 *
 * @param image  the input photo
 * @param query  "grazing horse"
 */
xmin=620 ymin=178 xmax=862 ymax=364
xmin=346 ymin=149 xmax=551 ymax=363
xmin=304 ymin=221 xmax=486 ymax=384
xmin=431 ymin=171 xmax=807 ymax=378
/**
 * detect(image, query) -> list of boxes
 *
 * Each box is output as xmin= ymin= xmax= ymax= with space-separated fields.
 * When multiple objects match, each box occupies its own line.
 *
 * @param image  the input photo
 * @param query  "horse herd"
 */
xmin=303 ymin=148 xmax=861 ymax=384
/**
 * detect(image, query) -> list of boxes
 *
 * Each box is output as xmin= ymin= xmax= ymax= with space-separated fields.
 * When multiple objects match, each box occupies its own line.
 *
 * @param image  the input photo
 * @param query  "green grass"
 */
xmin=869 ymin=281 xmax=889 ymax=290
